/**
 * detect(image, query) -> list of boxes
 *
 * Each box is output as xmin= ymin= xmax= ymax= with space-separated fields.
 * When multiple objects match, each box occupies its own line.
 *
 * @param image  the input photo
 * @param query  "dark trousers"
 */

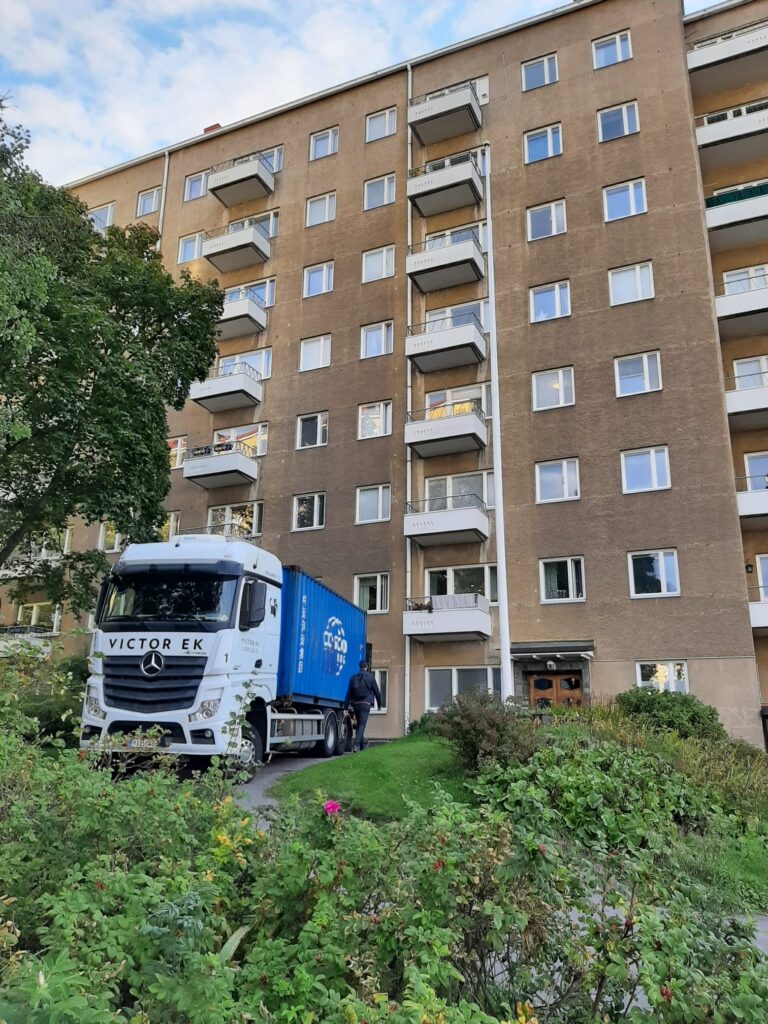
xmin=352 ymin=701 xmax=372 ymax=749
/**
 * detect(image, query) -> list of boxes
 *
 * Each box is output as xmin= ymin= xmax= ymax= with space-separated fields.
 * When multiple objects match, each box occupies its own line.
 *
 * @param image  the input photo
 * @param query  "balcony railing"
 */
xmin=178 ymin=524 xmax=259 ymax=541
xmin=186 ymin=439 xmax=258 ymax=461
xmin=408 ymin=228 xmax=481 ymax=255
xmin=736 ymin=474 xmax=768 ymax=492
xmin=405 ymin=494 xmax=487 ymax=515
xmin=406 ymin=398 xmax=485 ymax=424
xmin=210 ymin=150 xmax=276 ymax=176
xmin=208 ymin=361 xmax=262 ymax=384
xmin=205 ymin=219 xmax=271 ymax=243
xmin=408 ymin=149 xmax=481 ymax=179
xmin=706 ymin=181 xmax=768 ymax=209
xmin=224 ymin=286 xmax=268 ymax=307
xmin=749 ymin=585 xmax=768 ymax=602
xmin=715 ymin=275 xmax=768 ymax=298
xmin=725 ymin=369 xmax=768 ymax=392
xmin=691 ymin=18 xmax=768 ymax=50
xmin=405 ymin=593 xmax=490 ymax=613
xmin=696 ymin=96 xmax=768 ymax=127
xmin=408 ymin=313 xmax=484 ymax=336
xmin=410 ymin=79 xmax=479 ymax=107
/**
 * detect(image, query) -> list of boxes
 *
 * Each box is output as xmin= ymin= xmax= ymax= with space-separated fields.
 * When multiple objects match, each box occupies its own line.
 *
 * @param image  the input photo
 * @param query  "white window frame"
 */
xmin=299 ymin=334 xmax=331 ymax=372
xmin=88 ymin=203 xmax=114 ymax=235
xmin=744 ymin=451 xmax=768 ymax=491
xmin=303 ymin=261 xmax=334 ymax=297
xmin=598 ymin=101 xmax=640 ymax=142
xmin=733 ymin=355 xmax=768 ymax=391
xmin=228 ymin=209 xmax=278 ymax=238
xmin=356 ymin=484 xmax=391 ymax=525
xmin=136 ymin=187 xmax=161 ymax=217
xmin=620 ymin=446 xmax=671 ymax=494
xmin=363 ymin=173 xmax=396 ymax=210
xmin=425 ymin=470 xmax=495 ymax=509
xmin=296 ymin=411 xmax=329 ymax=450
xmin=219 ymin=348 xmax=272 ymax=381
xmin=527 ymin=199 xmax=567 ymax=241
xmin=532 ymin=366 xmax=575 ymax=411
xmin=426 ymin=298 xmax=489 ymax=331
xmin=366 ymin=107 xmax=397 ymax=142
xmin=214 ymin=422 xmax=268 ymax=457
xmin=358 ymin=400 xmax=393 ymax=440
xmin=603 ymin=178 xmax=647 ymax=222
xmin=361 ymin=320 xmax=394 ymax=359
xmin=16 ymin=601 xmax=60 ymax=632
xmin=293 ymin=492 xmax=326 ymax=532
xmin=539 ymin=557 xmax=586 ymax=604
xmin=426 ymin=220 xmax=487 ymax=251
xmin=635 ymin=661 xmax=689 ymax=694
xmin=426 ymin=666 xmax=498 ymax=712
xmin=167 ymin=436 xmax=186 ymax=469
xmin=208 ymin=502 xmax=263 ymax=538
xmin=529 ymin=281 xmax=571 ymax=323
xmin=614 ymin=351 xmax=662 ymax=398
xmin=426 ymin=381 xmax=492 ymax=419
xmin=628 ymin=549 xmax=681 ymax=599
xmin=524 ymin=123 xmax=562 ymax=164
xmin=260 ymin=145 xmax=284 ymax=173
xmin=593 ymin=30 xmax=632 ymax=70
xmin=354 ymin=572 xmax=390 ymax=615
xmin=362 ymin=244 xmax=395 ymax=283
xmin=535 ymin=458 xmax=580 ymax=504
xmin=609 ymin=262 xmax=655 ymax=306
xmin=306 ymin=192 xmax=336 ymax=227
xmin=425 ymin=563 xmax=498 ymax=604
xmin=371 ymin=668 xmax=389 ymax=714
xmin=225 ymin=277 xmax=276 ymax=308
xmin=159 ymin=511 xmax=181 ymax=542
xmin=99 ymin=522 xmax=123 ymax=554
xmin=309 ymin=126 xmax=339 ymax=161
xmin=521 ymin=53 xmax=558 ymax=91
xmin=723 ymin=264 xmax=768 ymax=295
xmin=177 ymin=232 xmax=205 ymax=264
xmin=184 ymin=171 xmax=209 ymax=201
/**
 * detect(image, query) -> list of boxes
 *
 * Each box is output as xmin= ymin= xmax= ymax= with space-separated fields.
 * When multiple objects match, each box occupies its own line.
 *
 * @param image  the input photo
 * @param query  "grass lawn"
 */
xmin=268 ymin=735 xmax=469 ymax=820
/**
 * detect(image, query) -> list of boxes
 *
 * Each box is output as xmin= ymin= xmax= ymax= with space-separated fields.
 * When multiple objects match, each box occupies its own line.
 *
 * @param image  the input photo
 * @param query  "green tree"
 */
xmin=0 ymin=105 xmax=222 ymax=613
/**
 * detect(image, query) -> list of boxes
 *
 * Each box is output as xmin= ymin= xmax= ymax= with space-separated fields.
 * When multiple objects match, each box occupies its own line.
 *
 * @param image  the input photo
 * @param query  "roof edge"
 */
xmin=683 ymin=0 xmax=762 ymax=23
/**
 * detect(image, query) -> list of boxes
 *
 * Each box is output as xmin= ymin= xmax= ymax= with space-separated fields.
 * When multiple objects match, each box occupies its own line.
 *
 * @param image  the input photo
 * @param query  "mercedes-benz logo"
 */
xmin=140 ymin=651 xmax=165 ymax=677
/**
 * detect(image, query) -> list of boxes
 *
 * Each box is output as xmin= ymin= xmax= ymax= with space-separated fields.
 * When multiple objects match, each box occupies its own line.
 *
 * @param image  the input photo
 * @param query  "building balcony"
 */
xmin=0 ymin=625 xmax=58 ymax=658
xmin=405 ymin=400 xmax=487 ymax=458
xmin=749 ymin=589 xmax=768 ymax=634
xmin=189 ymin=362 xmax=263 ymax=413
xmin=705 ymin=181 xmax=768 ymax=252
xmin=725 ymin=371 xmax=768 ymax=430
xmin=404 ymin=495 xmax=489 ymax=546
xmin=403 ymin=593 xmax=491 ymax=641
xmin=688 ymin=19 xmax=768 ymax=98
xmin=217 ymin=286 xmax=268 ymax=339
xmin=715 ymin=276 xmax=768 ymax=338
xmin=202 ymin=221 xmax=271 ymax=273
xmin=182 ymin=440 xmax=259 ymax=489
xmin=736 ymin=476 xmax=768 ymax=529
xmin=408 ymin=80 xmax=482 ymax=146
xmin=208 ymin=151 xmax=276 ymax=207
xmin=406 ymin=232 xmax=484 ymax=294
xmin=407 ymin=150 xmax=483 ymax=217
xmin=695 ymin=97 xmax=768 ymax=172
xmin=406 ymin=314 xmax=487 ymax=372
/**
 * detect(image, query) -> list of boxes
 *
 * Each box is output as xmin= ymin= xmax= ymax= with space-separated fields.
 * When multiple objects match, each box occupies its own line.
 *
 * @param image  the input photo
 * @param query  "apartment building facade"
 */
xmin=5 ymin=0 xmax=768 ymax=745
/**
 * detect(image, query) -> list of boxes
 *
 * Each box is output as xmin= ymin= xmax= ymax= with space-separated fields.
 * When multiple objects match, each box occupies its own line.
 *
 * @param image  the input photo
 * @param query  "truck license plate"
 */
xmin=125 ymin=736 xmax=161 ymax=750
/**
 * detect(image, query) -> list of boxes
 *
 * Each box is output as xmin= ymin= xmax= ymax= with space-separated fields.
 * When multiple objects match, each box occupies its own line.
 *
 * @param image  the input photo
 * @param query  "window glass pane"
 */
xmin=626 ymin=103 xmax=638 ymax=134
xmin=376 ymin=670 xmax=388 ymax=708
xmin=611 ymin=268 xmax=637 ymax=303
xmin=299 ymin=417 xmax=319 ymax=447
xmin=453 ymin=567 xmax=485 ymax=595
xmin=358 ymin=489 xmax=379 ymax=522
xmin=606 ymin=184 xmax=631 ymax=220
xmin=646 ymin=353 xmax=660 ymax=391
xmin=572 ymin=560 xmax=584 ymax=598
xmin=600 ymin=107 xmax=625 ymax=140
xmin=456 ymin=668 xmax=487 ymax=696
xmin=624 ymin=451 xmax=652 ymax=491
xmin=544 ymin=560 xmax=569 ymax=600
xmin=532 ymin=287 xmax=556 ymax=320
xmin=663 ymin=551 xmax=679 ymax=593
xmin=357 ymin=576 xmax=379 ymax=611
xmin=632 ymin=553 xmax=661 ymax=595
xmin=539 ymin=463 xmax=565 ymax=501
xmin=735 ymin=358 xmax=763 ymax=389
xmin=428 ymin=569 xmax=448 ymax=596
xmin=429 ymin=669 xmax=452 ymax=709
xmin=654 ymin=449 xmax=669 ymax=488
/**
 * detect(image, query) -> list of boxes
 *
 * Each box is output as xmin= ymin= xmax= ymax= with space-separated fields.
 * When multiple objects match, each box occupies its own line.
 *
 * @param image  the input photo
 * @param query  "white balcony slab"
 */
xmin=688 ymin=23 xmax=768 ymax=99
xmin=716 ymin=289 xmax=768 ymax=338
xmin=696 ymin=105 xmax=768 ymax=172
xmin=406 ymin=237 xmax=484 ymax=294
xmin=737 ymin=488 xmax=768 ymax=529
xmin=407 ymin=159 xmax=483 ymax=217
xmin=217 ymin=296 xmax=267 ymax=339
xmin=706 ymin=190 xmax=768 ymax=252
xmin=405 ymin=410 xmax=487 ymax=458
xmin=208 ymin=158 xmax=275 ymax=207
xmin=183 ymin=448 xmax=258 ymax=489
xmin=406 ymin=320 xmax=487 ymax=372
xmin=189 ymin=370 xmax=263 ymax=413
xmin=403 ymin=594 xmax=491 ymax=641
xmin=749 ymin=600 xmax=768 ymax=634
xmin=0 ymin=629 xmax=56 ymax=658
xmin=408 ymin=84 xmax=482 ymax=145
xmin=726 ymin=385 xmax=768 ymax=430
xmin=404 ymin=504 xmax=490 ymax=546
xmin=202 ymin=225 xmax=270 ymax=273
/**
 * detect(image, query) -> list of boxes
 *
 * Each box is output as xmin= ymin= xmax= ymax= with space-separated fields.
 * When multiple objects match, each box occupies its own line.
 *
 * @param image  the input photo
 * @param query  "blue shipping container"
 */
xmin=277 ymin=568 xmax=366 ymax=704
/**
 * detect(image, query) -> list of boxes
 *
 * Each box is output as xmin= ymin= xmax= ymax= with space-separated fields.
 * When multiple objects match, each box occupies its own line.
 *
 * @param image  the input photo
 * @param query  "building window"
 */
xmin=609 ymin=262 xmax=654 ymax=306
xmin=214 ymin=422 xmax=268 ymax=456
xmin=17 ymin=601 xmax=57 ymax=631
xmin=297 ymin=411 xmax=329 ymax=449
xmin=364 ymin=173 xmax=396 ymax=210
xmin=178 ymin=232 xmax=205 ymax=263
xmin=361 ymin=320 xmax=394 ymax=359
xmin=293 ymin=492 xmax=325 ymax=531
xmin=733 ymin=355 xmax=768 ymax=390
xmin=628 ymin=549 xmax=681 ymax=598
xmin=744 ymin=452 xmax=768 ymax=491
xmin=355 ymin=573 xmax=390 ymax=614
xmin=309 ymin=126 xmax=339 ymax=160
xmin=426 ymin=470 xmax=495 ymax=510
xmin=358 ymin=400 xmax=393 ymax=439
xmin=723 ymin=264 xmax=768 ymax=295
xmin=306 ymin=191 xmax=336 ymax=227
xmin=598 ymin=101 xmax=639 ymax=142
xmin=226 ymin=277 xmax=276 ymax=308
xmin=636 ymin=661 xmax=688 ymax=694
xmin=524 ymin=123 xmax=562 ymax=164
xmin=260 ymin=145 xmax=283 ymax=172
xmin=426 ymin=381 xmax=491 ymax=419
xmin=136 ymin=187 xmax=161 ymax=217
xmin=159 ymin=511 xmax=181 ymax=542
xmin=303 ymin=261 xmax=334 ymax=297
xmin=88 ymin=203 xmax=114 ymax=234
xmin=228 ymin=209 xmax=279 ymax=238
xmin=529 ymin=281 xmax=570 ymax=323
xmin=615 ymin=351 xmax=662 ymax=397
xmin=99 ymin=522 xmax=122 ymax=553
xmin=621 ymin=446 xmax=670 ymax=494
xmin=184 ymin=171 xmax=208 ymax=201
xmin=371 ymin=669 xmax=388 ymax=713
xmin=426 ymin=221 xmax=487 ymax=251
xmin=426 ymin=298 xmax=489 ymax=331
xmin=366 ymin=107 xmax=396 ymax=142
xmin=532 ymin=366 xmax=574 ymax=411
xmin=536 ymin=458 xmax=580 ymax=503
xmin=527 ymin=199 xmax=566 ymax=241
xmin=208 ymin=502 xmax=263 ymax=538
xmin=426 ymin=666 xmax=497 ymax=711
xmin=593 ymin=30 xmax=632 ymax=69
xmin=356 ymin=484 xmax=391 ymax=524
xmin=299 ymin=334 xmax=331 ymax=372
xmin=521 ymin=53 xmax=558 ymax=91
xmin=603 ymin=179 xmax=647 ymax=222
xmin=362 ymin=245 xmax=395 ymax=282
xmin=167 ymin=436 xmax=187 ymax=469
xmin=219 ymin=349 xmax=272 ymax=380
xmin=539 ymin=557 xmax=585 ymax=604
xmin=427 ymin=564 xmax=497 ymax=603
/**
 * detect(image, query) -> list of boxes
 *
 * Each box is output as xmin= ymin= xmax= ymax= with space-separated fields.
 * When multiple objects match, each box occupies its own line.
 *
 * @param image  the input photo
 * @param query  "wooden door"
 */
xmin=528 ymin=673 xmax=583 ymax=709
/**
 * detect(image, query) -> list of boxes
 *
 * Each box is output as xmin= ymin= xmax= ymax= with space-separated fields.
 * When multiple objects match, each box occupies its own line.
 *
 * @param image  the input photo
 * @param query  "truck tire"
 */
xmin=231 ymin=723 xmax=264 ymax=780
xmin=313 ymin=711 xmax=337 ymax=758
xmin=334 ymin=713 xmax=348 ymax=756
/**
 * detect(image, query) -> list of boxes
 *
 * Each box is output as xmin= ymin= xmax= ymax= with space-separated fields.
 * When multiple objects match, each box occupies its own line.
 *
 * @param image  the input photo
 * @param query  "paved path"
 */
xmin=237 ymin=753 xmax=317 ymax=815
xmin=754 ymin=916 xmax=768 ymax=954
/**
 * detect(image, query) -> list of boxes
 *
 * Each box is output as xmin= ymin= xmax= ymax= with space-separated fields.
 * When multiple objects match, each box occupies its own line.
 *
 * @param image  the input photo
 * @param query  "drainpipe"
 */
xmin=404 ymin=63 xmax=414 ymax=734
xmin=482 ymin=141 xmax=514 ymax=702
xmin=156 ymin=149 xmax=171 ymax=251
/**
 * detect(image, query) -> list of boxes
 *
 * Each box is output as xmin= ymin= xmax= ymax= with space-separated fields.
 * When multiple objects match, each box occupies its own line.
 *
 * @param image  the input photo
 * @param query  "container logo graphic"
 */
xmin=322 ymin=616 xmax=348 ymax=676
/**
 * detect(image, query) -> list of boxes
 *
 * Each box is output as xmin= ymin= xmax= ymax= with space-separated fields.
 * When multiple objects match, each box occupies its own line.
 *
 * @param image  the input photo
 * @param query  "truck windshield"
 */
xmin=100 ymin=571 xmax=239 ymax=631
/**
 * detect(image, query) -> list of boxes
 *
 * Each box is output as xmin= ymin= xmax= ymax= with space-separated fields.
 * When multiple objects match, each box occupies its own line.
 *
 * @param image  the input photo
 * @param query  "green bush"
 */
xmin=615 ymin=686 xmax=727 ymax=741
xmin=406 ymin=711 xmax=440 ymax=737
xmin=432 ymin=691 xmax=539 ymax=773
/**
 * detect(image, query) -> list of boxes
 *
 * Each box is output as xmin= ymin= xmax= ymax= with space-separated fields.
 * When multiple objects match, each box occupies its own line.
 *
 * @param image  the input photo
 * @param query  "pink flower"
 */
xmin=323 ymin=800 xmax=341 ymax=815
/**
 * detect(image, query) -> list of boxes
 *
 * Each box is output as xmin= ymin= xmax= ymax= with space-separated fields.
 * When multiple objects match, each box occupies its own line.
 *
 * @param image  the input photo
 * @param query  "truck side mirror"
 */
xmin=239 ymin=580 xmax=268 ymax=631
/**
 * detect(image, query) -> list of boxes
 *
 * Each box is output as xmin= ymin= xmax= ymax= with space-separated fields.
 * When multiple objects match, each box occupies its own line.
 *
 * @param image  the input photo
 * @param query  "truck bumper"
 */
xmin=79 ymin=709 xmax=238 ymax=758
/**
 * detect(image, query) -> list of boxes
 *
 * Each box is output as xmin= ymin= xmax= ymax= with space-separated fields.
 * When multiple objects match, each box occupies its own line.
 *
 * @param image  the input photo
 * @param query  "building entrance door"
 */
xmin=527 ymin=672 xmax=583 ymax=709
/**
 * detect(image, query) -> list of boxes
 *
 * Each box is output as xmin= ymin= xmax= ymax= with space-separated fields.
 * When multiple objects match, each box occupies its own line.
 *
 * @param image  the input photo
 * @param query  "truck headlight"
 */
xmin=189 ymin=699 xmax=222 ymax=723
xmin=85 ymin=691 xmax=106 ymax=720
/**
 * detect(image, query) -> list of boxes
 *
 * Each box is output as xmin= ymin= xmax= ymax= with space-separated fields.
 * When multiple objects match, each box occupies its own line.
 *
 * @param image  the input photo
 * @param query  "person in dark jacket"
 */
xmin=343 ymin=660 xmax=382 ymax=752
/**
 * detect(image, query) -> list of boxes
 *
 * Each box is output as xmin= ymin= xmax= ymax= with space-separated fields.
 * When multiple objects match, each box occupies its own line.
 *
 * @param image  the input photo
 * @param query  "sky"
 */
xmin=1 ymin=0 xmax=717 ymax=186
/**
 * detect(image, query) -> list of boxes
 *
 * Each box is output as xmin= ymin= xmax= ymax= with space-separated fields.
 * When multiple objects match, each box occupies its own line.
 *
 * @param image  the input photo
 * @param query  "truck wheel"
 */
xmin=313 ymin=712 xmax=337 ymax=758
xmin=231 ymin=723 xmax=263 ymax=780
xmin=334 ymin=713 xmax=348 ymax=756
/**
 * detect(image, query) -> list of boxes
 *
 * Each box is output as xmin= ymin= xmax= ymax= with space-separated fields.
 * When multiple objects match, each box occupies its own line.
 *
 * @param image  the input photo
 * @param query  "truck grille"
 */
xmin=107 ymin=720 xmax=186 ymax=743
xmin=102 ymin=655 xmax=207 ymax=712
